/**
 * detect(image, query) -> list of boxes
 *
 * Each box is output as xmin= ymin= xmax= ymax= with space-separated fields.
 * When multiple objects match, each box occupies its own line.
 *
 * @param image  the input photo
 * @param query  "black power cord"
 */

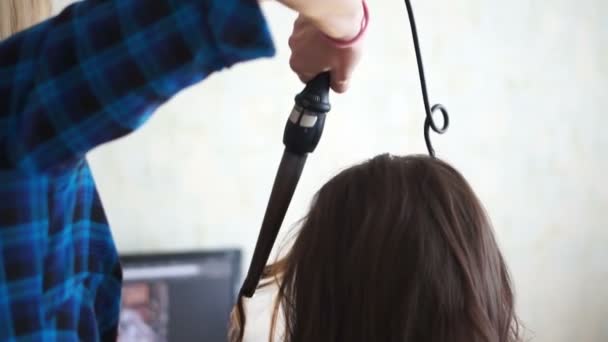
xmin=404 ymin=0 xmax=450 ymax=157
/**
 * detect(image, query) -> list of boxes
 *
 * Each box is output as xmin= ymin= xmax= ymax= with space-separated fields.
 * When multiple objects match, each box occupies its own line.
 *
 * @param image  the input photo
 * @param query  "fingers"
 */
xmin=291 ymin=55 xmax=352 ymax=93
xmin=289 ymin=54 xmax=323 ymax=83
xmin=288 ymin=15 xmax=363 ymax=93
xmin=330 ymin=64 xmax=352 ymax=93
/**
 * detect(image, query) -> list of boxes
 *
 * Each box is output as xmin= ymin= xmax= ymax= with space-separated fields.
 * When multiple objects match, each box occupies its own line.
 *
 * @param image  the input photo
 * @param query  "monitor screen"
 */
xmin=117 ymin=250 xmax=241 ymax=342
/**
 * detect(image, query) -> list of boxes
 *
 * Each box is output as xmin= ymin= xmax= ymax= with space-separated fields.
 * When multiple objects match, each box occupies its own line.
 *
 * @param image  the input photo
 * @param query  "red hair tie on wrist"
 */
xmin=324 ymin=1 xmax=369 ymax=48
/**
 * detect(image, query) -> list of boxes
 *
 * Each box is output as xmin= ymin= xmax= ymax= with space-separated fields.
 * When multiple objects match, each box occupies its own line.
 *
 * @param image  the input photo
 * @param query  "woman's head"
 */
xmin=233 ymin=154 xmax=519 ymax=342
xmin=0 ymin=0 xmax=52 ymax=40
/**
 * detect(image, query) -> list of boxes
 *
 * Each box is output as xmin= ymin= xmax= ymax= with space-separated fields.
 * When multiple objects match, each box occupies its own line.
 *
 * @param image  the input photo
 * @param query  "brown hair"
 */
xmin=231 ymin=154 xmax=520 ymax=342
xmin=0 ymin=0 xmax=52 ymax=40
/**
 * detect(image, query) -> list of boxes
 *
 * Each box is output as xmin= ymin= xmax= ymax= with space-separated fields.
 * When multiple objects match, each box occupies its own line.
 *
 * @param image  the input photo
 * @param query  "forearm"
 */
xmin=275 ymin=0 xmax=363 ymax=39
xmin=1 ymin=0 xmax=275 ymax=172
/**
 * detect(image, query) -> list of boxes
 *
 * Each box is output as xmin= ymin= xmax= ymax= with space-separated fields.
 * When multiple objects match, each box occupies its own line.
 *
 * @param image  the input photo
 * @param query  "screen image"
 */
xmin=118 ymin=250 xmax=241 ymax=342
xmin=119 ymin=281 xmax=170 ymax=341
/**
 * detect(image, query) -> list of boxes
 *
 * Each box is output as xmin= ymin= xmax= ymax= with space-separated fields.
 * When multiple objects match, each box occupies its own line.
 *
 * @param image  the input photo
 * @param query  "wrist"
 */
xmin=321 ymin=1 xmax=368 ymax=48
xmin=313 ymin=1 xmax=366 ymax=41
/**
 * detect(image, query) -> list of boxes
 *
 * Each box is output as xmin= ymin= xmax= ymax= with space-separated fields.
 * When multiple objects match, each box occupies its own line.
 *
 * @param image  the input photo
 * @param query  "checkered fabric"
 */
xmin=0 ymin=0 xmax=274 ymax=340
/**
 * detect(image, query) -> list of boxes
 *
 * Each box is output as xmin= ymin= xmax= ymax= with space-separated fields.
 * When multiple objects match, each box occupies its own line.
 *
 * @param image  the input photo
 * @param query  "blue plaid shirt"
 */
xmin=0 ymin=0 xmax=274 ymax=340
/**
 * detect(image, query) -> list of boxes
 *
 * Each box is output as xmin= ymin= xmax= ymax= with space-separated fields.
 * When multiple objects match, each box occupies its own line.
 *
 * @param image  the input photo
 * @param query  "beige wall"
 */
xmin=52 ymin=1 xmax=608 ymax=341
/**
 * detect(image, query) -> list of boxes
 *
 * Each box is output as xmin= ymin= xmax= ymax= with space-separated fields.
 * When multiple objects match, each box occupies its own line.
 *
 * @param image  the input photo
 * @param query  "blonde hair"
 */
xmin=0 ymin=0 xmax=52 ymax=40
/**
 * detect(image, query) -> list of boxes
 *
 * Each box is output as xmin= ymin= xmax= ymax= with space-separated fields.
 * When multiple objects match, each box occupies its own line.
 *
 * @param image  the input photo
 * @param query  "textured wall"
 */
xmin=53 ymin=0 xmax=608 ymax=341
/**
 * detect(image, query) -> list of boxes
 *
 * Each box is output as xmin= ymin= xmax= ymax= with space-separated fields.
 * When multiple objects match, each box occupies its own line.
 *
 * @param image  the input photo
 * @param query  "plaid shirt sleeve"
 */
xmin=0 ymin=0 xmax=275 ymax=173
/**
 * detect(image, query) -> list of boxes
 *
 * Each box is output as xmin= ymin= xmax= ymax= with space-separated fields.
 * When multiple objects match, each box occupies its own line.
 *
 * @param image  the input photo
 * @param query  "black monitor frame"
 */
xmin=118 ymin=249 xmax=242 ymax=342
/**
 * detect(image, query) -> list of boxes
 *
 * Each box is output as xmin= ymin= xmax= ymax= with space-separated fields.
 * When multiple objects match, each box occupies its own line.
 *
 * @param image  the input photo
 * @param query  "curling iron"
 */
xmin=240 ymin=72 xmax=331 ymax=297
xmin=239 ymin=0 xmax=450 ymax=298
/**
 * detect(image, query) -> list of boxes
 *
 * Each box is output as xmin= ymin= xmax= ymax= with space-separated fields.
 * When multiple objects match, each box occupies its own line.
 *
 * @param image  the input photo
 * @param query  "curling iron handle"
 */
xmin=284 ymin=72 xmax=331 ymax=155
xmin=296 ymin=72 xmax=331 ymax=112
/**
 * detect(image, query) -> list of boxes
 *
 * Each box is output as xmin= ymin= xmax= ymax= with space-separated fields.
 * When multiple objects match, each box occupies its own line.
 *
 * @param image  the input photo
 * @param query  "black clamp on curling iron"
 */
xmin=240 ymin=0 xmax=451 ymax=298
xmin=240 ymin=72 xmax=331 ymax=297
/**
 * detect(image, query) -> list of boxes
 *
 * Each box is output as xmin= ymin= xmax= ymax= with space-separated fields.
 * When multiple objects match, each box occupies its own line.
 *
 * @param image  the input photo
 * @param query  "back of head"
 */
xmin=232 ymin=154 xmax=520 ymax=342
xmin=0 ymin=0 xmax=52 ymax=40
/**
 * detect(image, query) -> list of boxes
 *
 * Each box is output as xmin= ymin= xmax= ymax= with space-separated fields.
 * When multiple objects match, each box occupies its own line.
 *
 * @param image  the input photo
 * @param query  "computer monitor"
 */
xmin=118 ymin=250 xmax=241 ymax=342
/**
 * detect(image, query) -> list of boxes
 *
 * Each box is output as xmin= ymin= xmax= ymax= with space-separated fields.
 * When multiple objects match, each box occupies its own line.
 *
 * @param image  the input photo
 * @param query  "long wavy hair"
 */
xmin=231 ymin=154 xmax=520 ymax=342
